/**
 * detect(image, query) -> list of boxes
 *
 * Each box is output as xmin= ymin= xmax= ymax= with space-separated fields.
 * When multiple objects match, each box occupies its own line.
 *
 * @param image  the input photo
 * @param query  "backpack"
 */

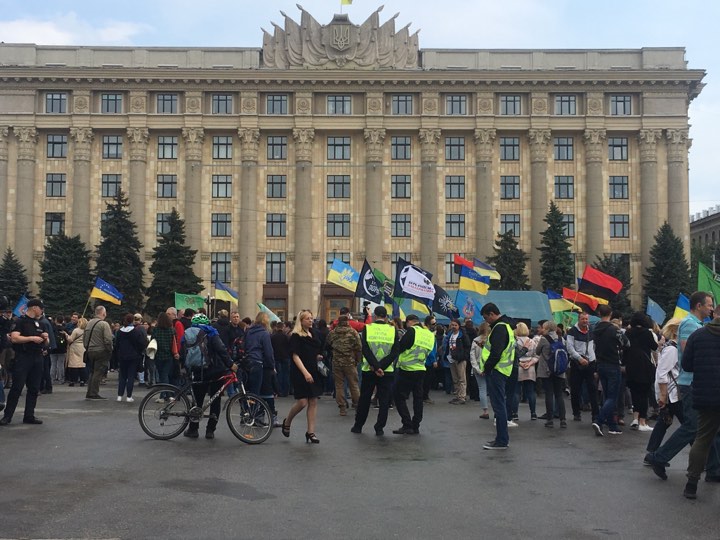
xmin=182 ymin=327 xmax=212 ymax=370
xmin=230 ymin=336 xmax=251 ymax=372
xmin=546 ymin=335 xmax=569 ymax=375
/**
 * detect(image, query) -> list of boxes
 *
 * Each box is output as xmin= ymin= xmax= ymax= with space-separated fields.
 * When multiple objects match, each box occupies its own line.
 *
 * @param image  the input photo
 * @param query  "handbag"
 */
xmin=317 ymin=360 xmax=329 ymax=378
xmin=146 ymin=338 xmax=158 ymax=359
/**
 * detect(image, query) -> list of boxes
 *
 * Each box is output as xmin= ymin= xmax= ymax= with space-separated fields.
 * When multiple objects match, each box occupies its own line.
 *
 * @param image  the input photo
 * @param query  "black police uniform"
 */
xmin=2 ymin=315 xmax=45 ymax=423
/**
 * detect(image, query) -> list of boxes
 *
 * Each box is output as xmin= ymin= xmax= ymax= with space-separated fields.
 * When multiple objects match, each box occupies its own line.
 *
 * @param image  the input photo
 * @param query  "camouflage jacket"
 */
xmin=326 ymin=324 xmax=362 ymax=367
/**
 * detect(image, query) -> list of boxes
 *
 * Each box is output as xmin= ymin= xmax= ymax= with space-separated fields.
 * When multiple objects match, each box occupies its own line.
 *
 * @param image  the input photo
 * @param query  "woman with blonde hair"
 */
xmin=244 ymin=311 xmax=277 ymax=424
xmin=65 ymin=317 xmax=88 ymax=386
xmin=282 ymin=310 xmax=323 ymax=443
xmin=514 ymin=322 xmax=539 ymax=421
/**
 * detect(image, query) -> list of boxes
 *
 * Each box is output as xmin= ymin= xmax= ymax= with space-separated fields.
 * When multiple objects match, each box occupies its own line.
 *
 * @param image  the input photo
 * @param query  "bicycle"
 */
xmin=137 ymin=369 xmax=273 ymax=444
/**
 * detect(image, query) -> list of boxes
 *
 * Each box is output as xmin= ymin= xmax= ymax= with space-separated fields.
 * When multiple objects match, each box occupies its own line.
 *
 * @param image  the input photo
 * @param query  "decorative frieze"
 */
xmin=528 ymin=129 xmax=551 ymax=163
xmin=13 ymin=127 xmax=37 ymax=161
xmin=127 ymin=127 xmax=149 ymax=161
xmin=182 ymin=128 xmax=204 ymax=161
xmin=638 ymin=129 xmax=663 ymax=162
xmin=364 ymin=128 xmax=386 ymax=163
xmin=292 ymin=128 xmax=315 ymax=162
xmin=418 ymin=128 xmax=441 ymax=162
xmin=70 ymin=127 xmax=94 ymax=162
xmin=130 ymin=92 xmax=147 ymax=114
xmin=583 ymin=129 xmax=607 ymax=163
xmin=73 ymin=91 xmax=90 ymax=114
xmin=666 ymin=128 xmax=690 ymax=162
xmin=473 ymin=128 xmax=496 ymax=162
xmin=238 ymin=128 xmax=261 ymax=162
xmin=185 ymin=92 xmax=202 ymax=114
xmin=586 ymin=92 xmax=604 ymax=116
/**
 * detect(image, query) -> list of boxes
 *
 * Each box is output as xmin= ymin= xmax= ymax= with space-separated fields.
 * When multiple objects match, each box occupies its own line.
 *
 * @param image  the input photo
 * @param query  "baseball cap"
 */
xmin=27 ymin=298 xmax=45 ymax=309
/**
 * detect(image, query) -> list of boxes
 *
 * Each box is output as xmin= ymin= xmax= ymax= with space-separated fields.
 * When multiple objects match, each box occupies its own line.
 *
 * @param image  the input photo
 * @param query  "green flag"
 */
xmin=175 ymin=292 xmax=205 ymax=312
xmin=698 ymin=262 xmax=720 ymax=300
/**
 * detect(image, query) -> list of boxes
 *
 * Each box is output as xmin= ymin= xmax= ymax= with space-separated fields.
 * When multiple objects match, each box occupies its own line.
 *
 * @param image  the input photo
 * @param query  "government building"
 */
xmin=0 ymin=7 xmax=705 ymax=320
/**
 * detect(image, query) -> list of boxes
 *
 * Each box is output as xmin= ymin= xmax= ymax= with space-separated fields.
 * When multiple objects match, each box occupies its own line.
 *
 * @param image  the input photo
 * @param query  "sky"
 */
xmin=1 ymin=0 xmax=717 ymax=217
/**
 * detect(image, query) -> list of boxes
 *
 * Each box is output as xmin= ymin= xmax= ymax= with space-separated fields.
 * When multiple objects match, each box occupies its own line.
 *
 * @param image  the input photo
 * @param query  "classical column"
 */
xmin=0 ymin=127 xmax=9 ymax=253
xmin=474 ymin=128 xmax=496 ymax=260
xmin=13 ymin=127 xmax=38 ymax=276
xmin=638 ymin=129 xmax=663 ymax=271
xmin=182 ymin=128 xmax=204 ymax=278
xmin=127 ymin=128 xmax=149 ymax=249
xmin=583 ymin=129 xmax=607 ymax=265
xmin=528 ymin=129 xmax=551 ymax=290
xmin=237 ymin=128 xmax=260 ymax=317
xmin=363 ymin=128 xmax=386 ymax=267
xmin=292 ymin=128 xmax=315 ymax=315
xmin=666 ymin=128 xmax=691 ymax=257
xmin=69 ymin=127 xmax=93 ymax=244
xmin=419 ymin=128 xmax=441 ymax=274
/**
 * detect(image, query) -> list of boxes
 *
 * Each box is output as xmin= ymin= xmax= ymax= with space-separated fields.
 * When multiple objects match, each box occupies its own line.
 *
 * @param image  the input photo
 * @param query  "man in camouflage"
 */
xmin=326 ymin=315 xmax=362 ymax=416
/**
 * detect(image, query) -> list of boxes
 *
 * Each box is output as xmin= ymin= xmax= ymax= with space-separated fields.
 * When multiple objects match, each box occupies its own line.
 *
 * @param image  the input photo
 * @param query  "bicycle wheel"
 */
xmin=138 ymin=384 xmax=191 ymax=440
xmin=226 ymin=393 xmax=273 ymax=444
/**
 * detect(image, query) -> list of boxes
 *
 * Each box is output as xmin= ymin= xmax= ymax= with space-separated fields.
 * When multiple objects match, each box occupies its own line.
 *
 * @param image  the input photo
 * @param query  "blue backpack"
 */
xmin=182 ymin=327 xmax=212 ymax=370
xmin=546 ymin=335 xmax=569 ymax=375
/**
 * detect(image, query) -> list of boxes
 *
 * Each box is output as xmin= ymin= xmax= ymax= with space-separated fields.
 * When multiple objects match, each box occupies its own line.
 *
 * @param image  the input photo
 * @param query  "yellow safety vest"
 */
xmin=480 ymin=322 xmax=515 ymax=376
xmin=362 ymin=322 xmax=396 ymax=373
xmin=397 ymin=326 xmax=434 ymax=372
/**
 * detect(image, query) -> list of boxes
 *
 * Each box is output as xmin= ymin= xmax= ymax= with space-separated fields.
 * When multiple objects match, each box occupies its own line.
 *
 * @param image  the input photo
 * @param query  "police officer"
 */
xmin=0 ymin=298 xmax=49 ymax=426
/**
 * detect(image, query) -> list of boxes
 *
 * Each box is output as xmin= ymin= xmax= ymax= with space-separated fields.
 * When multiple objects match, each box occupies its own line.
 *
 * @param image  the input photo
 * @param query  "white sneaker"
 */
xmin=126 ymin=397 xmax=134 ymax=403
xmin=638 ymin=424 xmax=653 ymax=432
xmin=154 ymin=397 xmax=166 ymax=404
xmin=630 ymin=420 xmax=639 ymax=430
xmin=507 ymin=420 xmax=519 ymax=427
xmin=116 ymin=396 xmax=122 ymax=402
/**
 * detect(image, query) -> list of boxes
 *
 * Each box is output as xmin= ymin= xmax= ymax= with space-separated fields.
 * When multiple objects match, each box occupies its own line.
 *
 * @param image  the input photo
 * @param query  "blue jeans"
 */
xmin=596 ymin=363 xmax=621 ymax=430
xmin=276 ymin=358 xmax=291 ymax=396
xmin=505 ymin=366 xmax=518 ymax=418
xmin=515 ymin=379 xmax=537 ymax=416
xmin=487 ymin=369 xmax=509 ymax=446
xmin=473 ymin=372 xmax=488 ymax=409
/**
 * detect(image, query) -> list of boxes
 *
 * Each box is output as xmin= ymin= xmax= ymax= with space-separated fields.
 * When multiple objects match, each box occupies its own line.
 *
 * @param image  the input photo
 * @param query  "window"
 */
xmin=555 ymin=95 xmax=576 ymax=115
xmin=45 ymin=213 xmax=65 ymax=236
xmin=500 ymin=95 xmax=521 ymax=115
xmin=391 ymin=175 xmax=411 ymax=199
xmin=391 ymin=214 xmax=411 ymax=237
xmin=445 ymin=175 xmax=465 ymax=199
xmin=212 ymin=175 xmax=232 ymax=198
xmin=610 ymin=214 xmax=630 ymax=238
xmin=445 ymin=214 xmax=465 ymax=237
xmin=608 ymin=137 xmax=628 ymax=161
xmin=101 ymin=93 xmax=122 ymax=114
xmin=212 ymin=136 xmax=232 ymax=160
xmin=157 ymin=93 xmax=178 ymax=114
xmin=267 ymin=136 xmax=288 ymax=160
xmin=102 ymin=135 xmax=123 ymax=159
xmin=327 ymin=214 xmax=350 ymax=237
xmin=327 ymin=175 xmax=350 ymax=198
xmin=610 ymin=95 xmax=632 ymax=116
xmin=211 ymin=213 xmax=232 ymax=237
xmin=157 ymin=174 xmax=177 ymax=198
xmin=266 ymin=253 xmax=286 ymax=283
xmin=101 ymin=174 xmax=121 ymax=198
xmin=562 ymin=214 xmax=575 ymax=238
xmin=554 ymin=176 xmax=575 ymax=199
xmin=391 ymin=95 xmax=413 ymax=115
xmin=391 ymin=136 xmax=411 ymax=160
xmin=554 ymin=137 xmax=574 ymax=160
xmin=326 ymin=252 xmax=351 ymax=274
xmin=46 ymin=173 xmax=66 ymax=197
xmin=266 ymin=94 xmax=288 ymax=115
xmin=212 ymin=94 xmax=233 ymax=114
xmin=500 ymin=137 xmax=520 ymax=160
xmin=267 ymin=175 xmax=286 ymax=198
xmin=445 ymin=253 xmax=461 ymax=284
xmin=446 ymin=95 xmax=467 ymax=115
xmin=158 ymin=136 xmax=178 ymax=159
xmin=445 ymin=137 xmax=465 ymax=161
xmin=609 ymin=176 xmax=629 ymax=199
xmin=156 ymin=213 xmax=171 ymax=236
xmin=266 ymin=213 xmax=287 ymax=237
xmin=391 ymin=252 xmax=411 ymax=280
xmin=328 ymin=95 xmax=351 ymax=115
xmin=211 ymin=252 xmax=231 ymax=283
xmin=500 ymin=214 xmax=521 ymax=237
xmin=500 ymin=176 xmax=520 ymax=200
xmin=327 ymin=137 xmax=351 ymax=160
xmin=47 ymin=135 xmax=67 ymax=158
xmin=45 ymin=92 xmax=67 ymax=114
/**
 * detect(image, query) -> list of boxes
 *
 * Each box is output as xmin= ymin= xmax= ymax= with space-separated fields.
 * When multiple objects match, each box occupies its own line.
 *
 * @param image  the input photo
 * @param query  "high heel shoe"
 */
xmin=305 ymin=432 xmax=320 ymax=444
xmin=281 ymin=418 xmax=290 ymax=438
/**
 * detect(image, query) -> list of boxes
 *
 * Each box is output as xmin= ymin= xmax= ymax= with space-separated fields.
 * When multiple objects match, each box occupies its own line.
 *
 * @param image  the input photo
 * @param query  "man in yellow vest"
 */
xmin=479 ymin=303 xmax=516 ymax=450
xmin=351 ymin=306 xmax=398 ymax=436
xmin=385 ymin=314 xmax=437 ymax=435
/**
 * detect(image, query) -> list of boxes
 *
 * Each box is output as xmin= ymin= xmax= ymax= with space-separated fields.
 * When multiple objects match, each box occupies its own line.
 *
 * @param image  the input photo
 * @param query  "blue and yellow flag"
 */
xmin=90 ymin=277 xmax=123 ymax=305
xmin=456 ymin=290 xmax=484 ymax=325
xmin=473 ymin=258 xmax=501 ymax=281
xmin=673 ymin=293 xmax=690 ymax=320
xmin=327 ymin=259 xmax=360 ymax=292
xmin=546 ymin=289 xmax=580 ymax=313
xmin=215 ymin=281 xmax=238 ymax=304
xmin=341 ymin=0 xmax=353 ymax=4
xmin=458 ymin=266 xmax=490 ymax=295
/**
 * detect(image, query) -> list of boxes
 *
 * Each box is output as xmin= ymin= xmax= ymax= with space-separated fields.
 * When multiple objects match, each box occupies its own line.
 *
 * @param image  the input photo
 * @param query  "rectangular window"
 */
xmin=500 ymin=137 xmax=520 ymax=161
xmin=45 ymin=92 xmax=67 ymax=114
xmin=555 ymin=95 xmax=577 ymax=115
xmin=327 ymin=95 xmax=351 ymax=115
xmin=554 ymin=137 xmax=574 ymax=160
xmin=610 ymin=214 xmax=630 ymax=238
xmin=266 ymin=253 xmax=286 ymax=283
xmin=445 ymin=175 xmax=465 ymax=199
xmin=267 ymin=175 xmax=287 ymax=198
xmin=327 ymin=175 xmax=351 ymax=198
xmin=157 ymin=174 xmax=177 ymax=198
xmin=500 ymin=214 xmax=521 ymax=237
xmin=157 ymin=136 xmax=178 ymax=159
xmin=554 ymin=176 xmax=575 ymax=199
xmin=327 ymin=136 xmax=351 ymax=160
xmin=391 ymin=214 xmax=411 ymax=237
xmin=445 ymin=214 xmax=465 ymax=237
xmin=445 ymin=137 xmax=465 ymax=161
xmin=267 ymin=136 xmax=288 ymax=160
xmin=266 ymin=213 xmax=287 ymax=237
xmin=562 ymin=214 xmax=575 ymax=238
xmin=446 ymin=95 xmax=467 ymax=115
xmin=391 ymin=175 xmax=411 ymax=199
xmin=157 ymin=93 xmax=178 ymax=114
xmin=608 ymin=137 xmax=628 ymax=161
xmin=327 ymin=213 xmax=350 ymax=237
xmin=610 ymin=95 xmax=632 ymax=116
xmin=211 ymin=252 xmax=231 ymax=283
xmin=47 ymin=134 xmax=67 ymax=158
xmin=156 ymin=213 xmax=171 ymax=236
xmin=45 ymin=212 xmax=65 ymax=236
xmin=391 ymin=95 xmax=413 ymax=115
xmin=266 ymin=94 xmax=288 ymax=115
xmin=391 ymin=252 xmax=411 ymax=280
xmin=211 ymin=213 xmax=232 ymax=237
xmin=609 ymin=175 xmax=629 ymax=200
xmin=500 ymin=95 xmax=521 ymax=115
xmin=212 ymin=94 xmax=233 ymax=114
xmin=500 ymin=176 xmax=520 ymax=200
xmin=391 ymin=136 xmax=411 ymax=160
xmin=212 ymin=175 xmax=232 ymax=198
xmin=101 ymin=93 xmax=122 ymax=114
xmin=46 ymin=173 xmax=66 ymax=197
xmin=326 ymin=252 xmax=351 ymax=274
xmin=212 ymin=136 xmax=233 ymax=160
xmin=102 ymin=135 xmax=123 ymax=159
xmin=101 ymin=174 xmax=121 ymax=198
xmin=445 ymin=253 xmax=461 ymax=284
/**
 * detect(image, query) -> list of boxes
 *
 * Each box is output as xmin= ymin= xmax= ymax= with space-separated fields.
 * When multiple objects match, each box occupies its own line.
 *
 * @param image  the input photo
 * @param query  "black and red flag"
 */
xmin=577 ymin=266 xmax=623 ymax=303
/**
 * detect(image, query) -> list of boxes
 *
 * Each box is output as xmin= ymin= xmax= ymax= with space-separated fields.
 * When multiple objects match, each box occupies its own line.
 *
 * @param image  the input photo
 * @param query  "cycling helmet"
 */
xmin=191 ymin=313 xmax=210 ymax=325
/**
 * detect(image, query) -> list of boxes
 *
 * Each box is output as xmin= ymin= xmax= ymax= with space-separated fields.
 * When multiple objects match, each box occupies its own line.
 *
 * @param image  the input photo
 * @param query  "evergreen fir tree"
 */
xmin=538 ymin=202 xmax=575 ymax=292
xmin=487 ymin=230 xmax=529 ymax=290
xmin=0 ymin=248 xmax=29 ymax=306
xmin=594 ymin=254 xmax=632 ymax=319
xmin=95 ymin=190 xmax=145 ymax=320
xmin=690 ymin=241 xmax=717 ymax=289
xmin=38 ymin=235 xmax=93 ymax=316
xmin=644 ymin=222 xmax=691 ymax=316
xmin=145 ymin=208 xmax=202 ymax=317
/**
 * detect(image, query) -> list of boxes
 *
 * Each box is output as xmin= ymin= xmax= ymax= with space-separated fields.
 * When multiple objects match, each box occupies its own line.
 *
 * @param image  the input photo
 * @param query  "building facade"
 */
xmin=0 ymin=8 xmax=705 ymax=320
xmin=691 ymin=206 xmax=720 ymax=249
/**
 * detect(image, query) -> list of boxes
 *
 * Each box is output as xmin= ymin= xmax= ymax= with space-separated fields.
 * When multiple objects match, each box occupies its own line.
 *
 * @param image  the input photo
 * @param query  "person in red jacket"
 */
xmin=330 ymin=305 xmax=372 ymax=332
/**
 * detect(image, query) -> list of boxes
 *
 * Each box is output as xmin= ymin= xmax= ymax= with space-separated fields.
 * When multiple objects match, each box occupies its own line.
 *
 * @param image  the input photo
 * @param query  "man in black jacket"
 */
xmin=566 ymin=312 xmax=598 ymax=422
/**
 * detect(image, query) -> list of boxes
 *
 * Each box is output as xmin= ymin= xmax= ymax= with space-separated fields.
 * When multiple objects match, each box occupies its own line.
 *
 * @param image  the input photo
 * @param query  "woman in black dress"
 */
xmin=282 ymin=310 xmax=323 ymax=443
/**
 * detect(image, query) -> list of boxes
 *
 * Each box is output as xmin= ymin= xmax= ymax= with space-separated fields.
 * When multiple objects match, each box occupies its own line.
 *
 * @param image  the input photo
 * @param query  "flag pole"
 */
xmin=81 ymin=295 xmax=92 ymax=319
